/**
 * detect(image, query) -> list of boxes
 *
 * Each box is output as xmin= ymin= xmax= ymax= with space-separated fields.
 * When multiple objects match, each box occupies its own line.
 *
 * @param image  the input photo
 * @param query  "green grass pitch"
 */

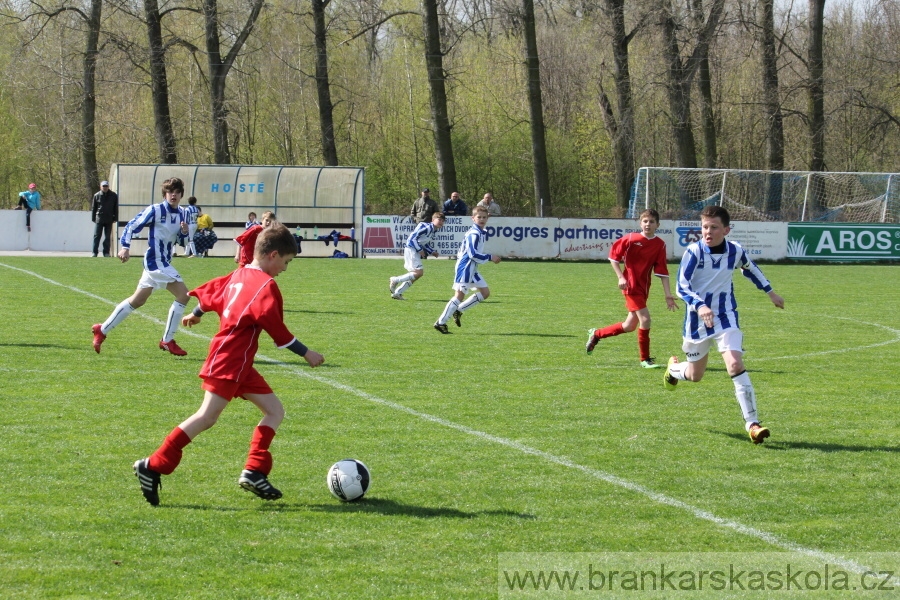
xmin=0 ymin=256 xmax=898 ymax=598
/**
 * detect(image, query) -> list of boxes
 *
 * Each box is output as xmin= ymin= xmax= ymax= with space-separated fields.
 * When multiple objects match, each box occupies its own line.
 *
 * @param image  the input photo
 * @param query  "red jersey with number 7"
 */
xmin=608 ymin=232 xmax=669 ymax=299
xmin=189 ymin=266 xmax=297 ymax=382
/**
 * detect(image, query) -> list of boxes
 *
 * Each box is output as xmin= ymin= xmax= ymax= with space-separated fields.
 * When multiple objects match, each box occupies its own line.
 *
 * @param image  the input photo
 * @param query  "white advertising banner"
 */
xmin=672 ymin=220 xmax=787 ymax=260
xmin=361 ymin=216 xmax=786 ymax=260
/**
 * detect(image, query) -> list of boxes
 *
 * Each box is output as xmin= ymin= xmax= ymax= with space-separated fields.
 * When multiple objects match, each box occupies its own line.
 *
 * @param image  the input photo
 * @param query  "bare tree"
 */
xmin=202 ymin=0 xmax=265 ymax=164
xmin=657 ymin=0 xmax=726 ymax=168
xmin=598 ymin=0 xmax=647 ymax=211
xmin=143 ymin=0 xmax=177 ymax=163
xmin=312 ymin=0 xmax=338 ymax=165
xmin=690 ymin=0 xmax=716 ymax=168
xmin=807 ymin=0 xmax=825 ymax=171
xmin=522 ymin=0 xmax=551 ymax=215
xmin=16 ymin=0 xmax=104 ymax=200
xmin=422 ymin=0 xmax=457 ymax=201
xmin=758 ymin=0 xmax=784 ymax=212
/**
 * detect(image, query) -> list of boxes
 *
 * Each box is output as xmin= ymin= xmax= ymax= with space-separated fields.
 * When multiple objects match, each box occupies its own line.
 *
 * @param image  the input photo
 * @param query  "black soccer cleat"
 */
xmin=238 ymin=470 xmax=283 ymax=500
xmin=433 ymin=322 xmax=451 ymax=334
xmin=452 ymin=310 xmax=463 ymax=327
xmin=133 ymin=458 xmax=161 ymax=506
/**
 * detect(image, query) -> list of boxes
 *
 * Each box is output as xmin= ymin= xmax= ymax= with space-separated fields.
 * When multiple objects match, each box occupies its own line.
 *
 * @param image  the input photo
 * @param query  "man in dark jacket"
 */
xmin=410 ymin=188 xmax=438 ymax=224
xmin=91 ymin=181 xmax=119 ymax=257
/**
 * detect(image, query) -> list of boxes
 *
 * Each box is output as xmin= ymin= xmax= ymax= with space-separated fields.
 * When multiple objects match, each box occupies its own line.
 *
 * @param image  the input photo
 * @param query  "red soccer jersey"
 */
xmin=190 ymin=266 xmax=296 ymax=382
xmin=608 ymin=232 xmax=669 ymax=299
xmin=235 ymin=225 xmax=263 ymax=267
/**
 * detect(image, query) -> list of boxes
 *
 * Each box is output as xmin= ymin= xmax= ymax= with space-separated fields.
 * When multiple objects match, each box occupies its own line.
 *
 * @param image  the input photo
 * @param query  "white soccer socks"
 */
xmin=102 ymin=300 xmax=136 ymax=334
xmin=731 ymin=370 xmax=759 ymax=427
xmin=163 ymin=301 xmax=187 ymax=343
xmin=457 ymin=291 xmax=485 ymax=312
xmin=437 ymin=297 xmax=461 ymax=325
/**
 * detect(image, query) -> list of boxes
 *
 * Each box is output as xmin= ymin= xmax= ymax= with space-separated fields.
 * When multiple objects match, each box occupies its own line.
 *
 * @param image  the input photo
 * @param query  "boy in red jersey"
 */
xmin=133 ymin=225 xmax=324 ymax=506
xmin=234 ymin=210 xmax=277 ymax=267
xmin=585 ymin=209 xmax=677 ymax=367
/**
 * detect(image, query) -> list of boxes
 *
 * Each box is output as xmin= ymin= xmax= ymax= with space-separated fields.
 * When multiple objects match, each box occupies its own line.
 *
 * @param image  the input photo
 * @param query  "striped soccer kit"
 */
xmin=676 ymin=240 xmax=772 ymax=341
xmin=120 ymin=201 xmax=186 ymax=270
xmin=454 ymin=223 xmax=491 ymax=285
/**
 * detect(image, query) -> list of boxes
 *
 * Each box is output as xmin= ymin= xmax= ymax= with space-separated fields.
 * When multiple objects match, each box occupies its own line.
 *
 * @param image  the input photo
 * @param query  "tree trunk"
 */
xmin=808 ymin=0 xmax=826 ymax=172
xmin=422 ymin=0 xmax=457 ymax=202
xmin=144 ymin=0 xmax=177 ymax=163
xmin=312 ymin=0 xmax=339 ymax=166
xmin=759 ymin=0 xmax=784 ymax=212
xmin=659 ymin=0 xmax=725 ymax=169
xmin=202 ymin=0 xmax=265 ymax=164
xmin=599 ymin=0 xmax=637 ymax=212
xmin=82 ymin=0 xmax=102 ymax=200
xmin=522 ymin=0 xmax=551 ymax=216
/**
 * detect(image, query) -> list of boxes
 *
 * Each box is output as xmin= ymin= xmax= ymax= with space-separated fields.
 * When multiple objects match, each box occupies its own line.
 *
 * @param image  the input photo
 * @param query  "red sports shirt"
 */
xmin=190 ymin=266 xmax=296 ymax=382
xmin=608 ymin=232 xmax=669 ymax=299
xmin=235 ymin=225 xmax=263 ymax=267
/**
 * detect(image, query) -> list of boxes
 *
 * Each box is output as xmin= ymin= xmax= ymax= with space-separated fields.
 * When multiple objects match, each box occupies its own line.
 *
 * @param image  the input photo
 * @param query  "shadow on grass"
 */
xmin=713 ymin=431 xmax=900 ymax=452
xmin=309 ymin=497 xmax=536 ymax=519
xmin=160 ymin=498 xmax=536 ymax=519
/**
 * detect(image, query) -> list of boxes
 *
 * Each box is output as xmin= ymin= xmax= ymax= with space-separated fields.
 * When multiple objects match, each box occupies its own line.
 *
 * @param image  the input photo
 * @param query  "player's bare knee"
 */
xmin=413 ymin=269 xmax=424 ymax=279
xmin=480 ymin=288 xmax=491 ymax=300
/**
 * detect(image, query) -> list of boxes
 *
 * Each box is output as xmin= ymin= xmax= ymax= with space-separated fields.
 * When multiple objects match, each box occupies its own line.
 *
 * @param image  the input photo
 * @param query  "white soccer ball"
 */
xmin=327 ymin=459 xmax=370 ymax=502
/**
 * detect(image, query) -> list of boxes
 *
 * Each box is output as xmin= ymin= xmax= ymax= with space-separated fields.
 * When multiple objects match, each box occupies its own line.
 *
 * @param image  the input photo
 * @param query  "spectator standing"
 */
xmin=442 ymin=192 xmax=468 ymax=216
xmin=17 ymin=183 xmax=41 ymax=231
xmin=410 ymin=188 xmax=438 ymax=224
xmin=476 ymin=193 xmax=501 ymax=216
xmin=91 ymin=181 xmax=119 ymax=257
xmin=246 ymin=212 xmax=260 ymax=229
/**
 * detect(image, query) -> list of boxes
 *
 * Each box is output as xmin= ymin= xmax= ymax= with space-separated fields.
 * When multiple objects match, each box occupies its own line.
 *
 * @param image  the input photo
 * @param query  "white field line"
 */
xmin=3 ymin=261 xmax=897 ymax=583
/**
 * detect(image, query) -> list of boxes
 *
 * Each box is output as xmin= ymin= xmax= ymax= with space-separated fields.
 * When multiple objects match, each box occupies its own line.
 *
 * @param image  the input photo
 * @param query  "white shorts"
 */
xmin=682 ymin=328 xmax=743 ymax=362
xmin=403 ymin=247 xmax=425 ymax=272
xmin=452 ymin=276 xmax=488 ymax=293
xmin=138 ymin=265 xmax=184 ymax=290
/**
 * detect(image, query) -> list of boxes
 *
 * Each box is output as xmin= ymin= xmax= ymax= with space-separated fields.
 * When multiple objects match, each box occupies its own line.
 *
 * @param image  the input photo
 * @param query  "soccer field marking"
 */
xmin=753 ymin=315 xmax=900 ymax=362
xmin=3 ymin=261 xmax=897 ymax=584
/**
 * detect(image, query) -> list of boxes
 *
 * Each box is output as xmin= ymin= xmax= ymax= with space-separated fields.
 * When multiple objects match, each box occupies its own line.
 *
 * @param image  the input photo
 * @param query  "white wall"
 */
xmin=0 ymin=210 xmax=94 ymax=252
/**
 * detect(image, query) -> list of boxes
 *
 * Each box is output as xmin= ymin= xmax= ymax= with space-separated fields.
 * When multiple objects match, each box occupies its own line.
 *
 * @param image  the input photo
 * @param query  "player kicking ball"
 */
xmin=133 ymin=225 xmax=324 ymax=505
xmin=664 ymin=205 xmax=784 ymax=444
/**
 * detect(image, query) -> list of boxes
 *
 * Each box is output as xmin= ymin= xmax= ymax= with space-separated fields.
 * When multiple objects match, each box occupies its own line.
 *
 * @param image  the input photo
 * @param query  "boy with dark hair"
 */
xmin=586 ymin=208 xmax=677 ymax=368
xmin=92 ymin=177 xmax=191 ymax=356
xmin=133 ymin=224 xmax=324 ymax=505
xmin=664 ymin=205 xmax=784 ymax=443
xmin=389 ymin=211 xmax=445 ymax=300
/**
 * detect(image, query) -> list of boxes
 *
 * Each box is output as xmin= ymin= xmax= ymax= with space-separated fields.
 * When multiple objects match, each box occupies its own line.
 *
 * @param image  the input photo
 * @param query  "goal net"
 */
xmin=628 ymin=168 xmax=900 ymax=223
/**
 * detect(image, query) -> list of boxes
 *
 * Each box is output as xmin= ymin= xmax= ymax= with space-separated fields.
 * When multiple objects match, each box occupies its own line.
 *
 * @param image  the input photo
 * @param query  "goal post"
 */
xmin=628 ymin=167 xmax=899 ymax=223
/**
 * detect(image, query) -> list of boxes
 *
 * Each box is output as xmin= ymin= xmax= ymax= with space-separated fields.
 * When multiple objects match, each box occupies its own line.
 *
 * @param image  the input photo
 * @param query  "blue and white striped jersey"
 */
xmin=676 ymin=240 xmax=773 ymax=340
xmin=454 ymin=224 xmax=491 ymax=284
xmin=120 ymin=201 xmax=186 ymax=271
xmin=184 ymin=204 xmax=200 ymax=226
xmin=405 ymin=221 xmax=438 ymax=254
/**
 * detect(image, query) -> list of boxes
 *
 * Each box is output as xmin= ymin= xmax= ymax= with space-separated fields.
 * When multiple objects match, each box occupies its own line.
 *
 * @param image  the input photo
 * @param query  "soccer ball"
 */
xmin=327 ymin=459 xmax=370 ymax=502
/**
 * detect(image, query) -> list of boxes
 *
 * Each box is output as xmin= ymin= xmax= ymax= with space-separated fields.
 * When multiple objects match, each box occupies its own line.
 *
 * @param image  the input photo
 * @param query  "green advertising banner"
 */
xmin=787 ymin=223 xmax=900 ymax=261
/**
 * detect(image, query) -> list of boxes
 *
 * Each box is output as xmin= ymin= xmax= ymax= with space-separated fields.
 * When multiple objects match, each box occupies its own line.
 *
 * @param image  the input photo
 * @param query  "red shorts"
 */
xmin=624 ymin=293 xmax=648 ymax=312
xmin=201 ymin=368 xmax=273 ymax=400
